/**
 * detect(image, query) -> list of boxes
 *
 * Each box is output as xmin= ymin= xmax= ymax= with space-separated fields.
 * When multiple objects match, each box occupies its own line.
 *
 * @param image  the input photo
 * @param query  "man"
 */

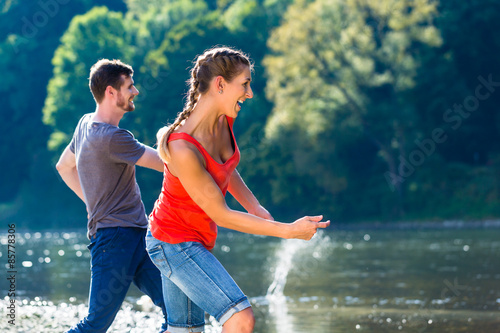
xmin=56 ymin=59 xmax=167 ymax=332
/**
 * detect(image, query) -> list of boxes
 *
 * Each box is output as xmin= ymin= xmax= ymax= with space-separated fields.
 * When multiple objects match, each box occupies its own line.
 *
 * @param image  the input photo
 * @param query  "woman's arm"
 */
xmin=228 ymin=169 xmax=274 ymax=220
xmin=168 ymin=141 xmax=329 ymax=240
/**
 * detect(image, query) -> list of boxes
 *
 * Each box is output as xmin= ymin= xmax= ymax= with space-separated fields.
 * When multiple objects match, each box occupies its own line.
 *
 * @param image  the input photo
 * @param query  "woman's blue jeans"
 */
xmin=146 ymin=230 xmax=251 ymax=333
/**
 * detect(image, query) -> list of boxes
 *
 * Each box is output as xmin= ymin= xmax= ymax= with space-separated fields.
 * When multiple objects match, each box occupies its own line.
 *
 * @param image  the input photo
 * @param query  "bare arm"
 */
xmin=168 ymin=141 xmax=329 ymax=240
xmin=56 ymin=146 xmax=85 ymax=202
xmin=228 ymin=169 xmax=274 ymax=220
xmin=136 ymin=145 xmax=164 ymax=172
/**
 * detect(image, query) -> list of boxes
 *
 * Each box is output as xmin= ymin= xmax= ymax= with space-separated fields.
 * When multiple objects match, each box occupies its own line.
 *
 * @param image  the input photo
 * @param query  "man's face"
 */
xmin=116 ymin=75 xmax=139 ymax=112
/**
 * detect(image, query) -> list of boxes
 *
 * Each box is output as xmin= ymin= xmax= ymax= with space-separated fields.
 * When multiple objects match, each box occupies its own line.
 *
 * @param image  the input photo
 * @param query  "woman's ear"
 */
xmin=214 ymin=75 xmax=225 ymax=93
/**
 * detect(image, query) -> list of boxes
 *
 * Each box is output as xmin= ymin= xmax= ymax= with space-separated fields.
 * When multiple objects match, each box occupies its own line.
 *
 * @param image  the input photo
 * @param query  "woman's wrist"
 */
xmin=279 ymin=221 xmax=293 ymax=239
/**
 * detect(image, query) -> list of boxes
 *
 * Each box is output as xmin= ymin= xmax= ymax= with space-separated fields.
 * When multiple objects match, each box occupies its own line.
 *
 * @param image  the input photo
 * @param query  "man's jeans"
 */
xmin=66 ymin=227 xmax=168 ymax=333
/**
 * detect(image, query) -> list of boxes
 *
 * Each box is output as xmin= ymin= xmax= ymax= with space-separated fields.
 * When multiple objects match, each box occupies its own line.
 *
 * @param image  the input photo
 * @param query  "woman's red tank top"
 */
xmin=149 ymin=116 xmax=240 ymax=250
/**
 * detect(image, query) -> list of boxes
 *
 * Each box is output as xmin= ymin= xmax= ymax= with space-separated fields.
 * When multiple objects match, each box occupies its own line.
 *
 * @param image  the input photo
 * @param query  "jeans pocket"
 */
xmin=97 ymin=227 xmax=122 ymax=252
xmin=87 ymin=239 xmax=97 ymax=251
xmin=147 ymin=244 xmax=172 ymax=278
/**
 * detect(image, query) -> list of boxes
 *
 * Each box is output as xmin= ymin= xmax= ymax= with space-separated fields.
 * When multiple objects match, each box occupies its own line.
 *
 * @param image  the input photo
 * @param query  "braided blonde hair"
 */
xmin=157 ymin=46 xmax=253 ymax=163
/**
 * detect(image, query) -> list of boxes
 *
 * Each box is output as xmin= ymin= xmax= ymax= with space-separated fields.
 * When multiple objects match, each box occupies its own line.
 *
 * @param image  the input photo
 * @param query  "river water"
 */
xmin=1 ymin=223 xmax=499 ymax=332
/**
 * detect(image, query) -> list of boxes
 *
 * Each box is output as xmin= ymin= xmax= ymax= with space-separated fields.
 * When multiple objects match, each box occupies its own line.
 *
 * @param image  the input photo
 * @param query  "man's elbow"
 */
xmin=55 ymin=161 xmax=64 ymax=174
xmin=55 ymin=160 xmax=74 ymax=175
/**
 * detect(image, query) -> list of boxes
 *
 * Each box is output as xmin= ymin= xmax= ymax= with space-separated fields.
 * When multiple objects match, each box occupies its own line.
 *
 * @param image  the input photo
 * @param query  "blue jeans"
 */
xmin=146 ymin=230 xmax=251 ymax=333
xmin=67 ymin=227 xmax=168 ymax=333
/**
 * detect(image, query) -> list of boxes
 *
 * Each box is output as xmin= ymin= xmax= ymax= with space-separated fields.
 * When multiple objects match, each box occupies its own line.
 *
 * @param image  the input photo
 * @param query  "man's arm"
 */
xmin=56 ymin=146 xmax=85 ymax=202
xmin=136 ymin=145 xmax=164 ymax=172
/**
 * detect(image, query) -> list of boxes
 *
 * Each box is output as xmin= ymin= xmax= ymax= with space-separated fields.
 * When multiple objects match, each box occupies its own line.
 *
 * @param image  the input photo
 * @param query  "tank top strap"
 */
xmin=168 ymin=132 xmax=211 ymax=161
xmin=166 ymin=116 xmax=236 ymax=166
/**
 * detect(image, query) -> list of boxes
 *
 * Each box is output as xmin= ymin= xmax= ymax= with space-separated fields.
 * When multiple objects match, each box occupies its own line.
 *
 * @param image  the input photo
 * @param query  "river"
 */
xmin=1 ymin=222 xmax=499 ymax=332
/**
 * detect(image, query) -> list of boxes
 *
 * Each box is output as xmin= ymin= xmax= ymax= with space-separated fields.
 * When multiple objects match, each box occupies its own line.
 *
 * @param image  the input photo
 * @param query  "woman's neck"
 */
xmin=182 ymin=97 xmax=224 ymax=137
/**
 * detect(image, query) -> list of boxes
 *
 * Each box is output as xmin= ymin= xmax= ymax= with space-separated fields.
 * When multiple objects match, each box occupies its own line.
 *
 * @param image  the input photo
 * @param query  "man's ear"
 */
xmin=105 ymin=85 xmax=116 ymax=99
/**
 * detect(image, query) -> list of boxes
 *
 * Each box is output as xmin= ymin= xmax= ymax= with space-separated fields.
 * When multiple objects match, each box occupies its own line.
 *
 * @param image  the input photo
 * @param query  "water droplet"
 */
xmin=343 ymin=242 xmax=353 ymax=250
xmin=463 ymin=245 xmax=470 ymax=251
xmin=356 ymin=324 xmax=361 ymax=330
xmin=428 ymin=319 xmax=433 ymax=324
xmin=26 ymin=249 xmax=33 ymax=256
xmin=22 ymin=261 xmax=33 ymax=267
xmin=387 ymin=318 xmax=392 ymax=323
xmin=76 ymin=251 xmax=83 ymax=257
xmin=44 ymin=257 xmax=51 ymax=263
xmin=429 ymin=243 xmax=440 ymax=250
xmin=364 ymin=234 xmax=371 ymax=241
xmin=221 ymin=245 xmax=230 ymax=253
xmin=43 ymin=249 xmax=50 ymax=256
xmin=58 ymin=250 xmax=65 ymax=256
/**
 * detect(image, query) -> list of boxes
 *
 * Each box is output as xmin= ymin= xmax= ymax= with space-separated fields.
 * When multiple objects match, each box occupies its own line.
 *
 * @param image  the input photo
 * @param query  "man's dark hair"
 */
xmin=89 ymin=59 xmax=133 ymax=103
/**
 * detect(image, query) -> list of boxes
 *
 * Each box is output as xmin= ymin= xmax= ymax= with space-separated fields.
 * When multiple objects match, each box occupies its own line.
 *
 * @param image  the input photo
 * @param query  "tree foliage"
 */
xmin=263 ymin=0 xmax=443 ymax=218
xmin=43 ymin=6 xmax=132 ymax=154
xmin=2 ymin=0 xmax=500 ymax=228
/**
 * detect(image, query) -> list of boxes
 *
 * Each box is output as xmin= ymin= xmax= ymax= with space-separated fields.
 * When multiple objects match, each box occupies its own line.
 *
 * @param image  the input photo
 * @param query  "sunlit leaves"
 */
xmin=262 ymin=0 xmax=443 ymax=216
xmin=42 ymin=6 xmax=131 ymax=153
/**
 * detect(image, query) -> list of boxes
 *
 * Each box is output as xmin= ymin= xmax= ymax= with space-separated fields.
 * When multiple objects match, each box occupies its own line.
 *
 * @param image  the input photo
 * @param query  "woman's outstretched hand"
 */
xmin=288 ymin=215 xmax=330 ymax=240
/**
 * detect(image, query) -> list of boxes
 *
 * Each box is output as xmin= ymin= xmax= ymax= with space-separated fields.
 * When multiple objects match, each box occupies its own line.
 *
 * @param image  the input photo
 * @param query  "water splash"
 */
xmin=265 ymin=239 xmax=304 ymax=332
xmin=265 ymin=233 xmax=328 ymax=332
xmin=263 ymin=232 xmax=332 ymax=332
xmin=266 ymin=239 xmax=309 ymax=297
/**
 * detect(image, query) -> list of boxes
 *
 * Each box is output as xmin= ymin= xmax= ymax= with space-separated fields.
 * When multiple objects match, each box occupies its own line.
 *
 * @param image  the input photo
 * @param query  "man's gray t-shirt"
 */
xmin=69 ymin=113 xmax=147 ymax=238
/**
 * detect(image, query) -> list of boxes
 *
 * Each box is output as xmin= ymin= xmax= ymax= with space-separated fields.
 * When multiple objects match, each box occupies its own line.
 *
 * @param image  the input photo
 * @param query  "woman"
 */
xmin=147 ymin=46 xmax=330 ymax=333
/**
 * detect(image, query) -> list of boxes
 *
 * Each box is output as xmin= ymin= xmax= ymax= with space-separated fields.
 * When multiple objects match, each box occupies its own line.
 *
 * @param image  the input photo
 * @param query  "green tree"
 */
xmin=43 ymin=6 xmax=132 ymax=154
xmin=0 ymin=1 xmax=128 ymax=227
xmin=415 ymin=0 xmax=500 ymax=165
xmin=263 ymin=0 xmax=442 ymax=219
xmin=0 ymin=1 xmax=122 ymax=202
xmin=404 ymin=0 xmax=500 ymax=219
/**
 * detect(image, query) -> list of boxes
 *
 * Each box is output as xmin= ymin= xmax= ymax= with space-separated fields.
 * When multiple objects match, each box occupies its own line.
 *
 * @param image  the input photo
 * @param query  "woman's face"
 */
xmin=221 ymin=66 xmax=253 ymax=118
